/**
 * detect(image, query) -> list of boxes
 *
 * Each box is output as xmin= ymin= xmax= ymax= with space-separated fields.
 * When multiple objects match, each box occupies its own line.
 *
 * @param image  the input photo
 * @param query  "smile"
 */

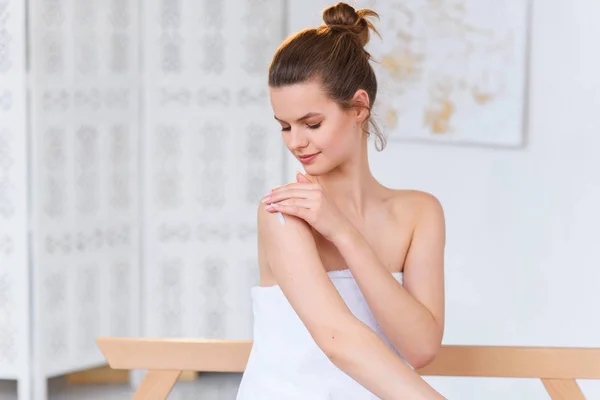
xmin=297 ymin=152 xmax=320 ymax=164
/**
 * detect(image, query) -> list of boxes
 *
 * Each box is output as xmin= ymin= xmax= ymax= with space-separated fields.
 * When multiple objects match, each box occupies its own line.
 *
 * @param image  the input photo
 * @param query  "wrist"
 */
xmin=332 ymin=223 xmax=362 ymax=249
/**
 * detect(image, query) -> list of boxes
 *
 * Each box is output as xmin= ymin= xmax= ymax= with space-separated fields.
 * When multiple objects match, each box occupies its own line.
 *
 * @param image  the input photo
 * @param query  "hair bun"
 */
xmin=322 ymin=2 xmax=379 ymax=47
xmin=323 ymin=2 xmax=360 ymax=26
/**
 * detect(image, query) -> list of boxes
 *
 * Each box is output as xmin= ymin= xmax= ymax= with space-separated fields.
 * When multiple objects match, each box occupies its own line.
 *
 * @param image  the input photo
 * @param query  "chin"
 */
xmin=301 ymin=161 xmax=335 ymax=176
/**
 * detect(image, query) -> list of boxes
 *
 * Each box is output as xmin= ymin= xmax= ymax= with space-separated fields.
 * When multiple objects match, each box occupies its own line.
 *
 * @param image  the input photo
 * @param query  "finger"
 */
xmin=297 ymin=171 xmax=317 ymax=183
xmin=296 ymin=171 xmax=311 ymax=183
xmin=262 ymin=182 xmax=319 ymax=202
xmin=265 ymin=202 xmax=309 ymax=221
xmin=268 ymin=198 xmax=313 ymax=208
xmin=269 ymin=182 xmax=319 ymax=193
xmin=263 ymin=189 xmax=317 ymax=204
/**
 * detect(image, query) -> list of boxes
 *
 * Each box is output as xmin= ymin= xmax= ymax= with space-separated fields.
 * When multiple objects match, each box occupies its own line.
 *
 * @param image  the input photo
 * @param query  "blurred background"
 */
xmin=0 ymin=0 xmax=599 ymax=398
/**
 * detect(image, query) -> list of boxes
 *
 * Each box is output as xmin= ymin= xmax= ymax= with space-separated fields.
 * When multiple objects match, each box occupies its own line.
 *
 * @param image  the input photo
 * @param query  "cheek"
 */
xmin=322 ymin=121 xmax=356 ymax=154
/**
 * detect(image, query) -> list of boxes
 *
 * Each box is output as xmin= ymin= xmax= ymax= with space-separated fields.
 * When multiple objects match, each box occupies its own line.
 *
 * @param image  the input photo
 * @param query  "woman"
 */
xmin=236 ymin=2 xmax=446 ymax=399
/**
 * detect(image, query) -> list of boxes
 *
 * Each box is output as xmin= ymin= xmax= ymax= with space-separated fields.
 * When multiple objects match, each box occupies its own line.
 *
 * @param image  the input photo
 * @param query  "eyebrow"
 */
xmin=274 ymin=112 xmax=323 ymax=124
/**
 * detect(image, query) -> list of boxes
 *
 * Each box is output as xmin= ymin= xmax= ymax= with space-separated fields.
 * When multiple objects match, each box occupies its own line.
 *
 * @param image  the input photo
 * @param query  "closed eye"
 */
xmin=280 ymin=123 xmax=321 ymax=132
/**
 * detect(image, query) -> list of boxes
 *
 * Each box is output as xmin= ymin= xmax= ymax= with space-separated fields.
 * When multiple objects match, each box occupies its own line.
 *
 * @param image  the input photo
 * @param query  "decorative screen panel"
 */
xmin=141 ymin=0 xmax=285 ymax=342
xmin=29 ymin=0 xmax=140 ymax=376
xmin=0 ymin=0 xmax=28 ymax=380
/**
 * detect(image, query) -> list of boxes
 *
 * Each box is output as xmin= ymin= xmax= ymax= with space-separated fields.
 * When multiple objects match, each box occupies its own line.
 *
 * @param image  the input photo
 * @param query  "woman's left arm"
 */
xmin=334 ymin=192 xmax=446 ymax=369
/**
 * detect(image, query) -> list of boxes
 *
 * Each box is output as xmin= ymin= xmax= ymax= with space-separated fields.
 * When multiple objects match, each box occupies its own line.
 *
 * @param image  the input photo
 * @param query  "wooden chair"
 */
xmin=96 ymin=338 xmax=600 ymax=399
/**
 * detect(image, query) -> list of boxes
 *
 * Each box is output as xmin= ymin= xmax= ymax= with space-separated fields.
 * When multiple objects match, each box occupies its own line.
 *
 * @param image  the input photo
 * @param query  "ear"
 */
xmin=352 ymin=89 xmax=371 ymax=124
xmin=296 ymin=171 xmax=312 ymax=183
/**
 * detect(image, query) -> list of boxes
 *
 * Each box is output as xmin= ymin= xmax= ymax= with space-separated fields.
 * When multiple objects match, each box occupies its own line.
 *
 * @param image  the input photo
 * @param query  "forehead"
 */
xmin=269 ymin=81 xmax=335 ymax=119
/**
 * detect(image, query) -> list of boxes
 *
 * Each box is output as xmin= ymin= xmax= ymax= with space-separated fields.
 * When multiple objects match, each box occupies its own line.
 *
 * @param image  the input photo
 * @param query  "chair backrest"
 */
xmin=97 ymin=338 xmax=600 ymax=400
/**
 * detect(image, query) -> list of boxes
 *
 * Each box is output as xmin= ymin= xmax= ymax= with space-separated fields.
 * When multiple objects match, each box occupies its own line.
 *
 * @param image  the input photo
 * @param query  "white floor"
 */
xmin=0 ymin=373 xmax=243 ymax=399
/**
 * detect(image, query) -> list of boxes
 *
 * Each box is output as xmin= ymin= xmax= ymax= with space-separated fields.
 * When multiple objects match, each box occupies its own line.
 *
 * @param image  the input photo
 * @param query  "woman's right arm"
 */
xmin=257 ymin=205 xmax=445 ymax=400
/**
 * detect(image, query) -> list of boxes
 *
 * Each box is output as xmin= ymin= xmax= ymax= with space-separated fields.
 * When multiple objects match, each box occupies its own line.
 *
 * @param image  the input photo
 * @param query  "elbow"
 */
xmin=399 ymin=323 xmax=444 ymax=369
xmin=405 ymin=342 xmax=441 ymax=369
xmin=406 ymin=352 xmax=436 ymax=370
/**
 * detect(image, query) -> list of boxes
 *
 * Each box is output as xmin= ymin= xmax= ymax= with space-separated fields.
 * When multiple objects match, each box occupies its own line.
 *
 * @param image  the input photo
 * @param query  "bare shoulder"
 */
xmin=388 ymin=189 xmax=445 ymax=231
xmin=256 ymin=201 xmax=311 ymax=235
xmin=389 ymin=189 xmax=443 ymax=214
xmin=256 ymin=201 xmax=314 ymax=286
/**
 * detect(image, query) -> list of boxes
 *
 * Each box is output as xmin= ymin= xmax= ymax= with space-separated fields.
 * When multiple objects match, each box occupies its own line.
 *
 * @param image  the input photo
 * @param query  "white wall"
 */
xmin=288 ymin=0 xmax=600 ymax=398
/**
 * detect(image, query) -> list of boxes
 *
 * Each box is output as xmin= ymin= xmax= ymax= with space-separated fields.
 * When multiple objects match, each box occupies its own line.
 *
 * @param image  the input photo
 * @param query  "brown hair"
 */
xmin=268 ymin=2 xmax=386 ymax=151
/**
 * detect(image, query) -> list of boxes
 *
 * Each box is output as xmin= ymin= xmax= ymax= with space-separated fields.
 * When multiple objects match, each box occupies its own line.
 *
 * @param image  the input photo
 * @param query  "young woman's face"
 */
xmin=269 ymin=80 xmax=365 ymax=175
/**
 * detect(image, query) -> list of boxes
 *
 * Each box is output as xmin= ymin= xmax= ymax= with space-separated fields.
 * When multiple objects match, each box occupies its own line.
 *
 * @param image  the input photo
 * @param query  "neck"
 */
xmin=312 ymin=141 xmax=379 ymax=218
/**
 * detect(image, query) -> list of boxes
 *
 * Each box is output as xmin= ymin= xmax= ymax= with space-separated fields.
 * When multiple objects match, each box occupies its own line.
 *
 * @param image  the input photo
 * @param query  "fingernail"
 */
xmin=265 ymin=204 xmax=274 ymax=210
xmin=261 ymin=196 xmax=270 ymax=204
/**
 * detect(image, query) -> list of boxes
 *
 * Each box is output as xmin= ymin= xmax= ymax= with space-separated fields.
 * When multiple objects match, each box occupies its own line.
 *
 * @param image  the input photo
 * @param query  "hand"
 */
xmin=262 ymin=172 xmax=353 ymax=243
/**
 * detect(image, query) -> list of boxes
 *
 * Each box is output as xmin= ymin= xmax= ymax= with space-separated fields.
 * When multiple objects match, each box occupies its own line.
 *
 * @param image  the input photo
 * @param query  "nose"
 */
xmin=288 ymin=127 xmax=309 ymax=150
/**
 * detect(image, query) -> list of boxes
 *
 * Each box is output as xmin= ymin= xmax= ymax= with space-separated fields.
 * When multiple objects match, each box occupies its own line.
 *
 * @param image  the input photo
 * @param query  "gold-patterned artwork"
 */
xmin=366 ymin=0 xmax=530 ymax=147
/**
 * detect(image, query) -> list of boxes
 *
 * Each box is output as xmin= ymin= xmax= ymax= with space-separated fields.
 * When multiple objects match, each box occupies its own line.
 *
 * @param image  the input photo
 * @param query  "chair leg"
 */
xmin=133 ymin=370 xmax=182 ymax=400
xmin=541 ymin=378 xmax=586 ymax=400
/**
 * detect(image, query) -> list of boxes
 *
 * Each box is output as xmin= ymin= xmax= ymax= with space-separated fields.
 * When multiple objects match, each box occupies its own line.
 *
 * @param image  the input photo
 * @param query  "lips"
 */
xmin=297 ymin=152 xmax=320 ymax=164
xmin=298 ymin=152 xmax=320 ymax=160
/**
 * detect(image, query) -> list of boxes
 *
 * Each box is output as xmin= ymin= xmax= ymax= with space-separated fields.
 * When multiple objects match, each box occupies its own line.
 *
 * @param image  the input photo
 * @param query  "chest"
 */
xmin=313 ymin=221 xmax=412 ymax=274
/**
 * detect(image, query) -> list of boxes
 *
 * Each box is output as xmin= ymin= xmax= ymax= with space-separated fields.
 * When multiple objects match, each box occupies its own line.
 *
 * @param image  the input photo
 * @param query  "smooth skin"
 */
xmin=257 ymin=80 xmax=446 ymax=400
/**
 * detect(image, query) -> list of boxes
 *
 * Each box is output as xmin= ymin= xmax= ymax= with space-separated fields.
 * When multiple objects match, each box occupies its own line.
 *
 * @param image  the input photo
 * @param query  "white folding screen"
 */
xmin=0 ymin=1 xmax=30 ymax=397
xmin=0 ymin=0 xmax=286 ymax=398
xmin=28 ymin=0 xmax=140 ymax=397
xmin=141 ymin=0 xmax=285 ymax=343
